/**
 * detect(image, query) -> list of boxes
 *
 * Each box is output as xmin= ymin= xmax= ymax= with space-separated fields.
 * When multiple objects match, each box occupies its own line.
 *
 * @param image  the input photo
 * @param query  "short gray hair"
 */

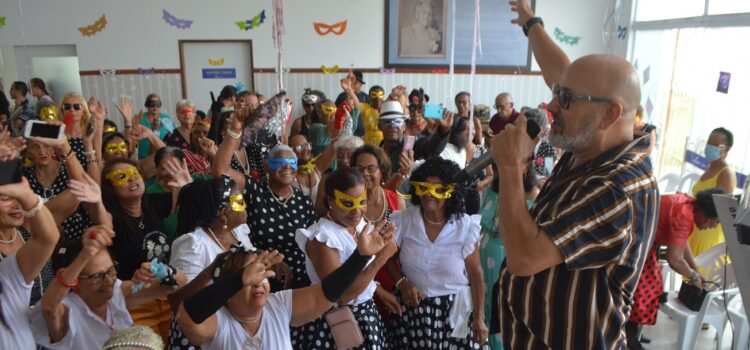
xmin=176 ymin=99 xmax=195 ymax=111
xmin=523 ymin=108 xmax=549 ymax=131
xmin=334 ymin=136 xmax=364 ymax=150
xmin=268 ymin=144 xmax=296 ymax=159
xmin=102 ymin=325 xmax=163 ymax=350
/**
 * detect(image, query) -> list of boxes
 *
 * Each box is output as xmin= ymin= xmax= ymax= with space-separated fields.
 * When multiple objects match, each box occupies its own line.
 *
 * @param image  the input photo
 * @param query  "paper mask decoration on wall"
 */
xmin=138 ymin=67 xmax=156 ymax=75
xmin=235 ymin=81 xmax=245 ymax=92
xmin=313 ymin=21 xmax=347 ymax=36
xmin=78 ymin=15 xmax=107 ymax=37
xmin=617 ymin=26 xmax=627 ymax=39
xmin=100 ymin=69 xmax=116 ymax=77
xmin=553 ymin=27 xmax=580 ymax=45
xmin=645 ymin=98 xmax=654 ymax=117
xmin=643 ymin=66 xmax=650 ymax=85
xmin=379 ymin=67 xmax=396 ymax=74
xmin=0 ymin=17 xmax=5 ymax=29
xmin=717 ymin=72 xmax=731 ymax=94
xmin=209 ymin=58 xmax=225 ymax=66
xmin=162 ymin=9 xmax=193 ymax=29
xmin=321 ymin=65 xmax=340 ymax=74
xmin=236 ymin=10 xmax=266 ymax=31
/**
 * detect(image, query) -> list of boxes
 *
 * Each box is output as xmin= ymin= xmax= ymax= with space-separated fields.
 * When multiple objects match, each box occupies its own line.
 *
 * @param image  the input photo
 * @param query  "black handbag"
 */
xmin=677 ymin=281 xmax=719 ymax=312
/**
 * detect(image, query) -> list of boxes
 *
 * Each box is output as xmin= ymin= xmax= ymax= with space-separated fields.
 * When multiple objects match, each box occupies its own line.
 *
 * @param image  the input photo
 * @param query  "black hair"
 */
xmin=312 ymin=99 xmax=334 ymax=123
xmin=522 ymin=164 xmax=539 ymax=193
xmin=11 ymin=81 xmax=29 ymax=96
xmin=196 ymin=110 xmax=207 ymax=120
xmin=29 ymin=77 xmax=49 ymax=95
xmin=324 ymin=167 xmax=365 ymax=209
xmin=154 ymin=146 xmax=185 ymax=167
xmin=103 ymin=119 xmax=117 ymax=133
xmin=101 ymin=159 xmax=156 ymax=233
xmin=219 ymin=85 xmax=238 ymax=101
xmin=350 ymin=144 xmax=392 ymax=180
xmin=145 ymin=93 xmax=160 ymax=102
xmin=409 ymin=157 xmax=466 ymax=221
xmin=52 ymin=238 xmax=85 ymax=271
xmin=694 ymin=188 xmax=725 ymax=219
xmin=177 ymin=177 xmax=237 ymax=236
xmin=369 ymin=85 xmax=384 ymax=93
xmin=711 ymin=127 xmax=733 ymax=148
xmin=0 ymin=90 xmax=11 ymax=118
xmin=454 ymin=91 xmax=470 ymax=104
xmin=102 ymin=132 xmax=130 ymax=154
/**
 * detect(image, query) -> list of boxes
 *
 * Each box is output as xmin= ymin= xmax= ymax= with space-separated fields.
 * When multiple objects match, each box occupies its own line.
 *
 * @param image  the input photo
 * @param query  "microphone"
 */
xmin=453 ymin=109 xmax=548 ymax=183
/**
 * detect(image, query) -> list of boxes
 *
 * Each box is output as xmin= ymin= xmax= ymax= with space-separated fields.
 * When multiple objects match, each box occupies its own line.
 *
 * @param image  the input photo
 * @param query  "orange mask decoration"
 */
xmin=313 ymin=21 xmax=347 ymax=36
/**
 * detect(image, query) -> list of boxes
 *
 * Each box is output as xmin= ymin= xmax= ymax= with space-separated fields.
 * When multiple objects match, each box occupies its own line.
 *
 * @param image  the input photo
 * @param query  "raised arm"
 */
xmin=69 ymin=172 xmax=112 ymax=227
xmin=510 ymin=0 xmax=571 ymax=87
xmin=213 ymin=112 xmax=246 ymax=188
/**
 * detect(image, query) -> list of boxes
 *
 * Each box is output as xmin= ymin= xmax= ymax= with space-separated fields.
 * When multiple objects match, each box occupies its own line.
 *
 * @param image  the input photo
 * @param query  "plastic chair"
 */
xmin=677 ymin=173 xmax=701 ymax=194
xmin=724 ymin=299 xmax=749 ymax=350
xmin=659 ymin=173 xmax=681 ymax=194
xmin=659 ymin=243 xmax=740 ymax=350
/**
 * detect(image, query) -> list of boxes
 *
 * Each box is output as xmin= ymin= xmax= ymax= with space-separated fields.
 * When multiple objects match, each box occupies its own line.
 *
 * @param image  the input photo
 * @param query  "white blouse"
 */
xmin=30 ymin=279 xmax=133 ymax=350
xmin=0 ymin=255 xmax=36 ymax=350
xmin=391 ymin=206 xmax=481 ymax=297
xmin=170 ymin=224 xmax=255 ymax=281
xmin=295 ymin=217 xmax=376 ymax=305
xmin=204 ymin=289 xmax=294 ymax=350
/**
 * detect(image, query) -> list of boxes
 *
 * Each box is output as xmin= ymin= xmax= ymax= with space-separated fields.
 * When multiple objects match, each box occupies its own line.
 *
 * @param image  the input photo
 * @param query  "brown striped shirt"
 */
xmin=499 ymin=135 xmax=659 ymax=349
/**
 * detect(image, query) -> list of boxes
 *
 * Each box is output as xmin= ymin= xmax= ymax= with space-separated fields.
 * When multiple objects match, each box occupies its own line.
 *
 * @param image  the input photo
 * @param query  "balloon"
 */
xmin=38 ymin=105 xmax=59 ymax=121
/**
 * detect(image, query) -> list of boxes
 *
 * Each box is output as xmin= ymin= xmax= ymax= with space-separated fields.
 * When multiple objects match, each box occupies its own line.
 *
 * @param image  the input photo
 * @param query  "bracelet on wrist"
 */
xmin=226 ymin=128 xmax=242 ymax=139
xmin=523 ymin=17 xmax=544 ymax=37
xmin=395 ymin=276 xmax=408 ymax=290
xmin=21 ymin=195 xmax=45 ymax=218
xmin=55 ymin=268 xmax=80 ymax=288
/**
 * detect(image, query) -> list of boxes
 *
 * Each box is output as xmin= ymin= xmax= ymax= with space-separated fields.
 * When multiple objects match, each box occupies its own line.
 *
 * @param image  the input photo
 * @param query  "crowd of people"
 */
xmin=0 ymin=0 xmax=740 ymax=349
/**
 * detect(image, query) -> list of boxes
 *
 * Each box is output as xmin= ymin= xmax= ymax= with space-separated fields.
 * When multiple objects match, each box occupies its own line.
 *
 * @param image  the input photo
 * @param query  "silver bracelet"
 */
xmin=22 ymin=195 xmax=45 ymax=218
xmin=226 ymin=128 xmax=242 ymax=139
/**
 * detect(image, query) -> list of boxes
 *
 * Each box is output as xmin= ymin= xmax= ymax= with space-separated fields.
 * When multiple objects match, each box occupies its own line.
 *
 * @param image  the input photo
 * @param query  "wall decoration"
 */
xmin=617 ymin=25 xmax=627 ymax=39
xmin=0 ymin=17 xmax=5 ymax=29
xmin=321 ymin=65 xmax=340 ymax=74
xmin=235 ymin=81 xmax=245 ymax=92
xmin=643 ymin=66 xmax=650 ymax=85
xmin=202 ymin=68 xmax=237 ymax=79
xmin=236 ymin=10 xmax=266 ymax=31
xmin=431 ymin=68 xmax=448 ymax=74
xmin=645 ymin=97 xmax=653 ymax=117
xmin=138 ymin=67 xmax=156 ymax=75
xmin=162 ymin=9 xmax=193 ymax=30
xmin=717 ymin=72 xmax=731 ymax=94
xmin=208 ymin=58 xmax=225 ymax=66
xmin=553 ymin=27 xmax=581 ymax=45
xmin=100 ymin=69 xmax=116 ymax=76
xmin=78 ymin=14 xmax=107 ymax=37
xmin=379 ymin=67 xmax=396 ymax=74
xmin=384 ymin=0 xmax=532 ymax=69
xmin=313 ymin=21 xmax=347 ymax=36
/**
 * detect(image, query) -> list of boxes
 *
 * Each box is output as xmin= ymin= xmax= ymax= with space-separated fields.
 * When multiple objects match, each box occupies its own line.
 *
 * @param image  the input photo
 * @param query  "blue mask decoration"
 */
xmin=267 ymin=157 xmax=298 ymax=170
xmin=704 ymin=145 xmax=722 ymax=162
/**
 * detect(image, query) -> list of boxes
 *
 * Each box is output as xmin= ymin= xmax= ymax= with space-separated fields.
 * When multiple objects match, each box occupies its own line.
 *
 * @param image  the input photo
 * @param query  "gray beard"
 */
xmin=548 ymin=121 xmax=596 ymax=152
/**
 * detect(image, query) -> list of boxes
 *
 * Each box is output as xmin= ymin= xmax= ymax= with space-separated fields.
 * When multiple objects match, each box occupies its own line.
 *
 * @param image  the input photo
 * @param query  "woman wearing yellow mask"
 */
xmin=308 ymin=78 xmax=361 ymax=156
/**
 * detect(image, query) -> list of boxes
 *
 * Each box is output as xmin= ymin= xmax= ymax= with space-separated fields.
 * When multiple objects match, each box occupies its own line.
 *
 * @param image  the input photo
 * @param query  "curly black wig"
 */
xmin=176 ymin=176 xmax=237 ymax=237
xmin=409 ymin=157 xmax=467 ymax=221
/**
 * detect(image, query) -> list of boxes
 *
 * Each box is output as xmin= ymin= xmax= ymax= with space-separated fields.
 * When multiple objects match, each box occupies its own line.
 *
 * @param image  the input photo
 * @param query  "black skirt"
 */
xmin=293 ymin=299 xmax=389 ymax=350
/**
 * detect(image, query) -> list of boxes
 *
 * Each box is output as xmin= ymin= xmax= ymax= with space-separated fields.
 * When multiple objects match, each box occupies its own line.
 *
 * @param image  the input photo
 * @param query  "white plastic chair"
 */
xmin=677 ymin=173 xmax=701 ymax=194
xmin=659 ymin=243 xmax=740 ymax=350
xmin=724 ymin=298 xmax=749 ymax=350
xmin=659 ymin=173 xmax=682 ymax=194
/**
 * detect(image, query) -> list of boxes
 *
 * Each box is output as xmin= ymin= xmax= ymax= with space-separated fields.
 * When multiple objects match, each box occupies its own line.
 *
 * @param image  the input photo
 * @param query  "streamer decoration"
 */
xmin=617 ymin=25 xmax=627 ymax=39
xmin=0 ymin=17 xmax=5 ymax=29
xmin=321 ymin=65 xmax=340 ymax=74
xmin=379 ymin=67 xmax=396 ymax=74
xmin=313 ymin=21 xmax=347 ymax=36
xmin=138 ymin=67 xmax=156 ymax=75
xmin=553 ymin=27 xmax=581 ymax=45
xmin=162 ymin=9 xmax=193 ymax=29
xmin=236 ymin=10 xmax=266 ymax=31
xmin=209 ymin=58 xmax=225 ymax=66
xmin=235 ymin=81 xmax=245 ymax=92
xmin=78 ymin=15 xmax=107 ymax=37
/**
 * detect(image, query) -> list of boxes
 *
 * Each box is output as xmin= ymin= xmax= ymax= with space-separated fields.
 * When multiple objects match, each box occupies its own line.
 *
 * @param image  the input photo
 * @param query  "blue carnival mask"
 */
xmin=704 ymin=145 xmax=722 ymax=162
xmin=267 ymin=157 xmax=298 ymax=170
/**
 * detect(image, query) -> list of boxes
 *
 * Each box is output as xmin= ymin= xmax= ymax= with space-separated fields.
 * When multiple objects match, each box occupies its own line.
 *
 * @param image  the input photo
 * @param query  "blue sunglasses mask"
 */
xmin=267 ymin=157 xmax=298 ymax=170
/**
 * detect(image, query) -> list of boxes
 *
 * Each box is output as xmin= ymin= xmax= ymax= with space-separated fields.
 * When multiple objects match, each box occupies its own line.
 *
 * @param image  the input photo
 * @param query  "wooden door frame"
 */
xmin=178 ymin=39 xmax=255 ymax=98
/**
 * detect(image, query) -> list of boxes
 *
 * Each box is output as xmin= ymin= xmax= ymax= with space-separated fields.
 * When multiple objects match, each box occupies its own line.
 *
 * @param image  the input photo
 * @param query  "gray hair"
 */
xmin=334 ymin=135 xmax=364 ymax=150
xmin=523 ymin=108 xmax=550 ymax=132
xmin=268 ymin=144 xmax=297 ymax=159
xmin=175 ymin=99 xmax=195 ymax=111
xmin=102 ymin=325 xmax=164 ymax=350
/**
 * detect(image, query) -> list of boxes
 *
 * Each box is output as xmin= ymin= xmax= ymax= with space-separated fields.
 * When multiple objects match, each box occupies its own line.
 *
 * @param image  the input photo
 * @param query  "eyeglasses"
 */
xmin=79 ymin=264 xmax=118 ymax=285
xmin=552 ymin=83 xmax=613 ymax=110
xmin=494 ymin=102 xmax=513 ymax=110
xmin=379 ymin=118 xmax=404 ymax=127
xmin=145 ymin=100 xmax=162 ymax=108
xmin=62 ymin=103 xmax=82 ymax=111
xmin=355 ymin=164 xmax=379 ymax=174
xmin=292 ymin=143 xmax=312 ymax=153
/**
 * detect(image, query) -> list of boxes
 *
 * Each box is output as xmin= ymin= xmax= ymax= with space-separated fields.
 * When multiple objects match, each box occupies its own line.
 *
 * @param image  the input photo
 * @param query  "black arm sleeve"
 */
xmin=320 ymin=249 xmax=372 ymax=303
xmin=414 ymin=128 xmax=449 ymax=160
xmin=183 ymin=270 xmax=244 ymax=324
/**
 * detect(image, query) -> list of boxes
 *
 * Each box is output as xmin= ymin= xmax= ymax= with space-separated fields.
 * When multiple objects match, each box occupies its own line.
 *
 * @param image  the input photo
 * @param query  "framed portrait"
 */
xmin=385 ymin=0 xmax=534 ymax=69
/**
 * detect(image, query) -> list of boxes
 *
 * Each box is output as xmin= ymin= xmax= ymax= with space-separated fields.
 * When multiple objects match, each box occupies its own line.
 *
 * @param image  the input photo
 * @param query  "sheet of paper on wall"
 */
xmin=643 ymin=66 xmax=650 ymax=85
xmin=717 ymin=72 xmax=731 ymax=94
xmin=645 ymin=97 xmax=654 ymax=117
xmin=0 ymin=16 xmax=6 ymax=29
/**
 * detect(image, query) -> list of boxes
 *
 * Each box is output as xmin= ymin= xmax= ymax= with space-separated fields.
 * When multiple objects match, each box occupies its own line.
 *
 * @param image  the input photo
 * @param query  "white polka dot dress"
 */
xmin=295 ymin=299 xmax=389 ymax=350
xmin=24 ymin=165 xmax=92 ymax=241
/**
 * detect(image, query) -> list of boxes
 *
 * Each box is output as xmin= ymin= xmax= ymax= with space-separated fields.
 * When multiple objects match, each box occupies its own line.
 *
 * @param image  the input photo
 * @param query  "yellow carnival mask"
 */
xmin=105 ymin=141 xmax=128 ymax=155
xmin=412 ymin=181 xmax=456 ymax=199
xmin=105 ymin=166 xmax=142 ymax=186
xmin=229 ymin=194 xmax=247 ymax=212
xmin=333 ymin=189 xmax=367 ymax=212
xmin=321 ymin=105 xmax=337 ymax=117
xmin=369 ymin=90 xmax=385 ymax=100
xmin=104 ymin=126 xmax=117 ymax=133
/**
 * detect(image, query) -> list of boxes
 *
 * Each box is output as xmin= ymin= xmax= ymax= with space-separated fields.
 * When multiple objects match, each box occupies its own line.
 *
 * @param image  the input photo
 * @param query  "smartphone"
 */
xmin=423 ymin=104 xmax=445 ymax=119
xmin=23 ymin=120 xmax=65 ymax=140
xmin=0 ymin=159 xmax=23 ymax=186
xmin=402 ymin=135 xmax=415 ymax=153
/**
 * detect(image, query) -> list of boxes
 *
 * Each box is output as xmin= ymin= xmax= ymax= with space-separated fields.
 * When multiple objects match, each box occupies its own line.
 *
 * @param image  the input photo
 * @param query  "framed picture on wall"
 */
xmin=384 ymin=0 xmax=534 ymax=70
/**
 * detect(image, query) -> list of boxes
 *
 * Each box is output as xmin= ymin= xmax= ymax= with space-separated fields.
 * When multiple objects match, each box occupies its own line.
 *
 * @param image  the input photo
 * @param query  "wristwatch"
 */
xmin=523 ymin=17 xmax=544 ymax=37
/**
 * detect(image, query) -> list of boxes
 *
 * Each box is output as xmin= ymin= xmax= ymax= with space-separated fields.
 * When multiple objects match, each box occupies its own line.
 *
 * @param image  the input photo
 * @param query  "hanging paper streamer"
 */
xmin=553 ymin=28 xmax=581 ymax=45
xmin=162 ymin=9 xmax=193 ymax=29
xmin=208 ymin=58 xmax=225 ymax=66
xmin=138 ymin=67 xmax=156 ymax=75
xmin=0 ymin=17 xmax=5 ymax=29
xmin=617 ymin=26 xmax=627 ymax=39
xmin=272 ymin=0 xmax=285 ymax=91
xmin=379 ymin=67 xmax=396 ymax=74
xmin=717 ymin=72 xmax=731 ymax=94
xmin=602 ymin=0 xmax=624 ymax=52
xmin=236 ymin=10 xmax=266 ymax=31
xmin=78 ymin=14 xmax=107 ymax=37
xmin=235 ymin=81 xmax=245 ymax=92
xmin=321 ymin=65 xmax=340 ymax=74
xmin=448 ymin=0 xmax=457 ymax=101
xmin=467 ymin=0 xmax=482 ymax=137
xmin=645 ymin=97 xmax=654 ymax=117
xmin=240 ymin=90 xmax=291 ymax=147
xmin=642 ymin=66 xmax=650 ymax=85
xmin=313 ymin=21 xmax=347 ymax=36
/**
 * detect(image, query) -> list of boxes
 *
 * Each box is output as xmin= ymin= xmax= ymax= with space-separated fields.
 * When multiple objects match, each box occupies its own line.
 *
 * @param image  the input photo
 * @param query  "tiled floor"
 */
xmin=640 ymin=310 xmax=745 ymax=349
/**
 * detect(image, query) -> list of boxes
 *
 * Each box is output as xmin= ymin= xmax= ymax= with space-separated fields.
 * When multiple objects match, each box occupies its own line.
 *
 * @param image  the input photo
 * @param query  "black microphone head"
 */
xmin=523 ymin=108 xmax=548 ymax=139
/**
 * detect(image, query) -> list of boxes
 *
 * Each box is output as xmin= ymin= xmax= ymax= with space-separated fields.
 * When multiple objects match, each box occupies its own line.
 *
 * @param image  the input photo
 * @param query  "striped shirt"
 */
xmin=499 ymin=134 xmax=659 ymax=350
